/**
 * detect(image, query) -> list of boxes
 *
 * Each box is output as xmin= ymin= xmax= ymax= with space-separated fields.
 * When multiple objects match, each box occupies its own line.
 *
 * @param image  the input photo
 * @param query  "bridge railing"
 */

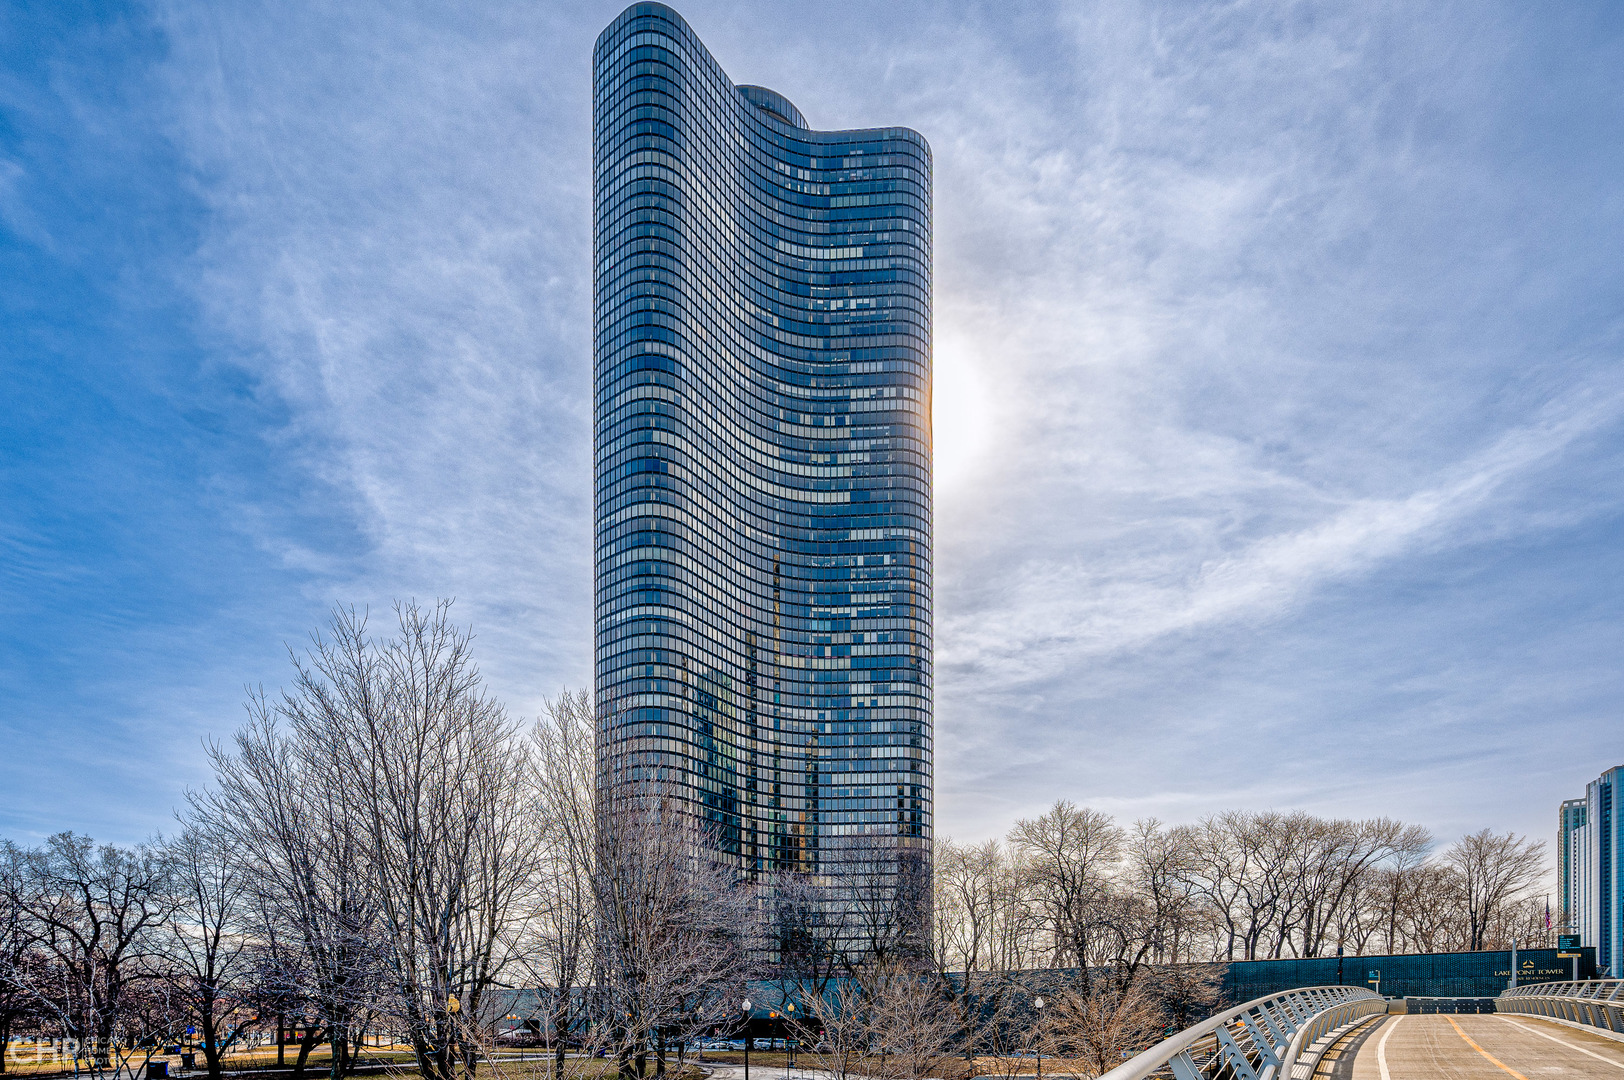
xmin=1498 ymin=979 xmax=1624 ymax=1034
xmin=1095 ymin=985 xmax=1385 ymax=1080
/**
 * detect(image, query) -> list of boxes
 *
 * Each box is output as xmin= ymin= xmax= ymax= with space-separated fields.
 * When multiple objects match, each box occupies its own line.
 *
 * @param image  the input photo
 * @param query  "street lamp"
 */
xmin=785 ymin=1004 xmax=796 ymax=1075
xmin=1032 ymin=997 xmax=1045 ymax=1080
xmin=742 ymin=999 xmax=752 ymax=1080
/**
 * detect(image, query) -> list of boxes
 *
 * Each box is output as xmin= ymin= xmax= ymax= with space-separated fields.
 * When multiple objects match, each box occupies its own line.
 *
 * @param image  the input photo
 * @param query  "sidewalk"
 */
xmin=700 ymin=1065 xmax=831 ymax=1080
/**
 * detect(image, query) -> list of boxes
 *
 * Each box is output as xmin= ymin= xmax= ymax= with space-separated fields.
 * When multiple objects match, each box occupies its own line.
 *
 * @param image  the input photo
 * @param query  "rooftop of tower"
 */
xmin=737 ymin=84 xmax=808 ymax=129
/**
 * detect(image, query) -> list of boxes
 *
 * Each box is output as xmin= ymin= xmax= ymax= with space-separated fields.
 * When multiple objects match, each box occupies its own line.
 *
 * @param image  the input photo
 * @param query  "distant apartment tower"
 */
xmin=1558 ymin=797 xmax=1587 ymax=935
xmin=592 ymin=3 xmax=933 ymax=905
xmin=1562 ymin=766 xmax=1624 ymax=977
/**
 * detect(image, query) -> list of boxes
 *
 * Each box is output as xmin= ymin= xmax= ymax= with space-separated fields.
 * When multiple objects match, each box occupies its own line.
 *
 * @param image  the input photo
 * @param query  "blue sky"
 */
xmin=3 ymin=0 xmax=1622 ymax=864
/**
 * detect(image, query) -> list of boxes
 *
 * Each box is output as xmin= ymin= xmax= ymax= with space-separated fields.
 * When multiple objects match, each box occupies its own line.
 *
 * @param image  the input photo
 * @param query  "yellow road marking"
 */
xmin=1445 ymin=1016 xmax=1528 ymax=1079
xmin=1375 ymin=1015 xmax=1400 ymax=1080
xmin=1497 ymin=1016 xmax=1624 ymax=1071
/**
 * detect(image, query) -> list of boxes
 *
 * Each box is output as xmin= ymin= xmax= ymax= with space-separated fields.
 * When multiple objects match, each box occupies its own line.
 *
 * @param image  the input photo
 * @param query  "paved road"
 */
xmin=1325 ymin=1014 xmax=1624 ymax=1078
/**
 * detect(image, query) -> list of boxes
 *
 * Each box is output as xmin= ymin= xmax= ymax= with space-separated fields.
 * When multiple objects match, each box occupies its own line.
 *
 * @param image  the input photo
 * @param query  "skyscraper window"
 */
xmin=592 ymin=3 xmax=933 ymax=922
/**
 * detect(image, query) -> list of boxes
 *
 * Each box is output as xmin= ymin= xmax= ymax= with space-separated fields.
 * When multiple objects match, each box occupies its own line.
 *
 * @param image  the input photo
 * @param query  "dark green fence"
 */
xmin=1220 ymin=947 xmax=1597 ymax=1002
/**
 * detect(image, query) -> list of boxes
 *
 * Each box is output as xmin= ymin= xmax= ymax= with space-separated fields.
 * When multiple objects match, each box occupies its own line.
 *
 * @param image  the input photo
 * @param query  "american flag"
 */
xmin=1545 ymin=897 xmax=1552 ymax=929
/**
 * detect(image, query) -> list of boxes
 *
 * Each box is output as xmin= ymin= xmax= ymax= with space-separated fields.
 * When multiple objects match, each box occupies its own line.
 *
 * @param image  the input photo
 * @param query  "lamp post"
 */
xmin=785 ymin=1003 xmax=796 ymax=1075
xmin=742 ymin=999 xmax=752 ymax=1080
xmin=1033 ymin=997 xmax=1045 ymax=1080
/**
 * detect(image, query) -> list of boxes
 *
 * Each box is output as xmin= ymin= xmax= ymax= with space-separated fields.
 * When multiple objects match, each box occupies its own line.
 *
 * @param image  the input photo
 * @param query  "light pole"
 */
xmin=742 ymin=999 xmax=752 ymax=1080
xmin=785 ymin=1003 xmax=796 ymax=1075
xmin=1033 ymin=997 xmax=1045 ymax=1080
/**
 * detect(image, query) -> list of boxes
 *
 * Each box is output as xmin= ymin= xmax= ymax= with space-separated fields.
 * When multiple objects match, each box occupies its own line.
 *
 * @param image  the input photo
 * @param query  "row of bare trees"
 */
xmin=191 ymin=604 xmax=758 ymax=1080
xmin=921 ymin=805 xmax=1547 ymax=1073
xmin=0 ymin=604 xmax=755 ymax=1080
xmin=935 ymin=802 xmax=1548 ymax=972
xmin=0 ymin=601 xmax=1557 ymax=1080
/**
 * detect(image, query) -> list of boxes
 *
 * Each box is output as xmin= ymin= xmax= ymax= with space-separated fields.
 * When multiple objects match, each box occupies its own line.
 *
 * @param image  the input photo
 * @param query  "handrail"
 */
xmin=1498 ymin=980 xmax=1624 ymax=1036
xmin=1096 ymin=985 xmax=1385 ymax=1080
xmin=1501 ymin=979 xmax=1624 ymax=1000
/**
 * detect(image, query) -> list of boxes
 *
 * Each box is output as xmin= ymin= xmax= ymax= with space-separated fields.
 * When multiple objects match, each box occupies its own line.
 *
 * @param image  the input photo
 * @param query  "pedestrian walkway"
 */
xmin=701 ymin=1065 xmax=831 ymax=1080
xmin=1339 ymin=1013 xmax=1624 ymax=1077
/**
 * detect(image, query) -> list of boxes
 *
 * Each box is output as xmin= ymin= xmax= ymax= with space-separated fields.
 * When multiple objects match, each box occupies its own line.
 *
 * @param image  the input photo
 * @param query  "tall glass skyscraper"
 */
xmin=1564 ymin=766 xmax=1624 ymax=977
xmin=592 ymin=3 xmax=932 ymax=909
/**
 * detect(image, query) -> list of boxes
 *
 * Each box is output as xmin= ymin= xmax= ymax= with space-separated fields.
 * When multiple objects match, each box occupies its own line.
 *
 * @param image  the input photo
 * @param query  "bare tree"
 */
xmin=831 ymin=833 xmax=932 ymax=973
xmin=1044 ymin=973 xmax=1166 ymax=1078
xmin=1009 ymin=802 xmax=1123 ymax=974
xmin=103 ymin=974 xmax=189 ymax=1080
xmin=1137 ymin=963 xmax=1222 ymax=1035
xmin=934 ymin=840 xmax=1006 ymax=976
xmin=931 ymin=810 xmax=1547 ymax=989
xmin=199 ymin=693 xmax=388 ymax=1080
xmin=0 ymin=860 xmax=43 ymax=1074
xmin=525 ymin=691 xmax=603 ymax=1080
xmin=930 ymin=840 xmax=1031 ymax=1072
xmin=1286 ymin=818 xmax=1429 ymax=958
xmin=865 ymin=969 xmax=959 ymax=1080
xmin=1361 ymin=832 xmax=1435 ymax=954
xmin=1177 ymin=813 xmax=1254 ymax=962
xmin=1119 ymin=824 xmax=1196 ymax=965
xmin=804 ymin=981 xmax=876 ymax=1080
xmin=0 ymin=834 xmax=174 ymax=1075
xmin=594 ymin=785 xmax=752 ymax=1080
xmin=280 ymin=602 xmax=538 ymax=1080
xmin=1486 ymin=894 xmax=1552 ymax=951
xmin=201 ymin=602 xmax=540 ymax=1080
xmin=1445 ymin=830 xmax=1545 ymax=952
xmin=160 ymin=822 xmax=258 ymax=1080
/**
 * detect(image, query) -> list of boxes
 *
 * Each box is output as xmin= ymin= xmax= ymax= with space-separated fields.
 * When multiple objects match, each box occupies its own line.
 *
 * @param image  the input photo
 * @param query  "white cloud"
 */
xmin=944 ymin=386 xmax=1622 ymax=692
xmin=156 ymin=0 xmax=599 ymax=703
xmin=142 ymin=0 xmax=1624 ymax=848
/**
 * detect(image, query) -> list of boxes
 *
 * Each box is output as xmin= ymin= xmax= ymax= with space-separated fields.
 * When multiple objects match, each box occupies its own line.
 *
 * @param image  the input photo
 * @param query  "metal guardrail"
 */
xmin=1096 ymin=985 xmax=1386 ymax=1080
xmin=1403 ymin=996 xmax=1495 ymax=1014
xmin=1498 ymin=979 xmax=1624 ymax=1033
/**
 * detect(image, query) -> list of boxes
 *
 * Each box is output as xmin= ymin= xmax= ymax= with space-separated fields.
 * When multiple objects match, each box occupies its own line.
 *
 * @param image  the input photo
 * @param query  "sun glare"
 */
xmin=931 ymin=330 xmax=994 ymax=495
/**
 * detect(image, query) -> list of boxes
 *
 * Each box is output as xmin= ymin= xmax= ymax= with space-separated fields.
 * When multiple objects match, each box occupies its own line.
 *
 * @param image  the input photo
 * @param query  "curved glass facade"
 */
xmin=592 ymin=4 xmax=932 ymax=898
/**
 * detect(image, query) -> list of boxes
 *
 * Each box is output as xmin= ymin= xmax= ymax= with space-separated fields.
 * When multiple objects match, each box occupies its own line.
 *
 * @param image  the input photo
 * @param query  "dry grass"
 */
xmin=964 ymin=1057 xmax=1102 ymax=1078
xmin=0 ymin=1049 xmax=706 ymax=1080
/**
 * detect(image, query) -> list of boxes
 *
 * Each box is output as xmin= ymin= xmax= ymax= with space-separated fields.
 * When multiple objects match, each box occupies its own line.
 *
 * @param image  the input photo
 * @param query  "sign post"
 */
xmin=1557 ymin=934 xmax=1582 ymax=982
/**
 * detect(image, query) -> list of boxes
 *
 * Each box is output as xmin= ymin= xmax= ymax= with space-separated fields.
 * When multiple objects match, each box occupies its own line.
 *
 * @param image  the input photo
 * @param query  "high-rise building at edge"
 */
xmin=1560 ymin=765 xmax=1624 ymax=977
xmin=592 ymin=3 xmax=933 ymax=919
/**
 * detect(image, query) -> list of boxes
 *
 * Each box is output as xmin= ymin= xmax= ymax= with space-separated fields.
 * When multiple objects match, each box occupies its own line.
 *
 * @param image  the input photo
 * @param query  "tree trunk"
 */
xmin=292 ymin=1026 xmax=323 ymax=1080
xmin=202 ymin=1000 xmax=225 ymax=1080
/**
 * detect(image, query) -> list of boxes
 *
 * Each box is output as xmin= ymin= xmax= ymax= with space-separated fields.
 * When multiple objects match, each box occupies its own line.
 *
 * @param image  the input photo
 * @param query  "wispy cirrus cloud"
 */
xmin=852 ymin=0 xmax=1624 ymax=838
xmin=138 ymin=0 xmax=1624 ymax=843
xmin=154 ymin=0 xmax=600 ymax=702
xmin=4 ymin=0 xmax=1623 ymax=852
xmin=944 ymin=385 xmax=1624 ymax=690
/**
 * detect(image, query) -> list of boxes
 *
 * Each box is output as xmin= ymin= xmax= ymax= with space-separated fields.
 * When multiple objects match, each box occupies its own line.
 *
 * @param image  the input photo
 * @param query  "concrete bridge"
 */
xmin=1099 ymin=980 xmax=1624 ymax=1080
